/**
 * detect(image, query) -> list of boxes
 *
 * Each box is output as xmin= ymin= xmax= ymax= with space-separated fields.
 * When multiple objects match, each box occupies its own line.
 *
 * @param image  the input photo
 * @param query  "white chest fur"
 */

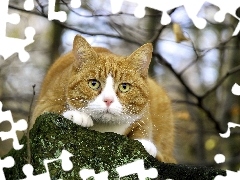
xmin=89 ymin=123 xmax=131 ymax=135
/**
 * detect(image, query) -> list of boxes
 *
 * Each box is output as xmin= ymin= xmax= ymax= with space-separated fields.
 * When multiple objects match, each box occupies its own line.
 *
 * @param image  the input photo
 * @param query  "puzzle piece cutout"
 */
xmin=215 ymin=170 xmax=240 ymax=180
xmin=110 ymin=0 xmax=207 ymax=27
xmin=79 ymin=169 xmax=109 ymax=180
xmin=213 ymin=46 xmax=240 ymax=179
xmin=24 ymin=0 xmax=34 ymax=11
xmin=207 ymin=0 xmax=240 ymax=22
xmin=21 ymin=149 xmax=73 ymax=180
xmin=0 ymin=0 xmax=36 ymax=62
xmin=0 ymin=0 xmax=83 ymax=62
xmin=110 ymin=0 xmax=240 ymax=35
xmin=116 ymin=159 xmax=158 ymax=179
xmin=70 ymin=0 xmax=82 ymax=8
xmin=214 ymin=121 xmax=240 ymax=179
xmin=110 ymin=0 xmax=188 ymax=25
xmin=219 ymin=122 xmax=240 ymax=138
xmin=48 ymin=0 xmax=67 ymax=22
xmin=48 ymin=0 xmax=81 ymax=22
xmin=20 ymin=157 xmax=157 ymax=179
xmin=207 ymin=0 xmax=240 ymax=36
xmin=232 ymin=83 xmax=240 ymax=96
xmin=214 ymin=154 xmax=226 ymax=164
xmin=79 ymin=159 xmax=158 ymax=179
xmin=21 ymin=164 xmax=50 ymax=180
xmin=0 ymin=101 xmax=28 ymax=150
xmin=0 ymin=156 xmax=15 ymax=180
xmin=214 ymin=154 xmax=240 ymax=180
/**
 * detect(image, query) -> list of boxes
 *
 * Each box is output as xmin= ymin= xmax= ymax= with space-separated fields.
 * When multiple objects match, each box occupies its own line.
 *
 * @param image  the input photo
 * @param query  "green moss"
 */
xmin=3 ymin=113 xmax=226 ymax=179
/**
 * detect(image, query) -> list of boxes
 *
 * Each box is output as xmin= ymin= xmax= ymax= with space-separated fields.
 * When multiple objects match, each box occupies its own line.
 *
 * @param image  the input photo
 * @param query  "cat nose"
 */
xmin=104 ymin=98 xmax=113 ymax=107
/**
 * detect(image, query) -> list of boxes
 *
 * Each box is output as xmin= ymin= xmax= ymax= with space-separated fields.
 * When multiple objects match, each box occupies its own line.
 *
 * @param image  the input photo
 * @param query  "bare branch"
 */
xmin=35 ymin=0 xmax=46 ymax=14
xmin=201 ymin=65 xmax=240 ymax=98
xmin=172 ymin=100 xmax=198 ymax=107
xmin=153 ymin=53 xmax=199 ymax=98
xmin=8 ymin=3 xmax=155 ymax=46
xmin=179 ymin=34 xmax=200 ymax=75
xmin=25 ymin=84 xmax=36 ymax=164
xmin=154 ymin=52 xmax=225 ymax=133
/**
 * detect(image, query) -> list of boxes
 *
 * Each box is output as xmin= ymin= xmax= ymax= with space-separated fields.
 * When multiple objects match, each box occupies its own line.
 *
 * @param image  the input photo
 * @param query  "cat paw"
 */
xmin=136 ymin=139 xmax=157 ymax=158
xmin=63 ymin=110 xmax=93 ymax=127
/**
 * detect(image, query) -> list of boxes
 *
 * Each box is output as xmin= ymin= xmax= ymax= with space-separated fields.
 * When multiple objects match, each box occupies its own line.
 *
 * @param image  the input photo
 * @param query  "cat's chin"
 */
xmin=90 ymin=111 xmax=139 ymax=125
xmin=97 ymin=112 xmax=119 ymax=123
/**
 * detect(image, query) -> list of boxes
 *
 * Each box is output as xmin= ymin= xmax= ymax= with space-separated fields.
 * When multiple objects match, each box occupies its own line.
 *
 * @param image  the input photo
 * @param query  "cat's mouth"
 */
xmin=86 ymin=105 xmax=121 ymax=116
xmin=105 ymin=108 xmax=115 ymax=114
xmin=84 ymin=104 xmax=140 ymax=124
xmin=98 ymin=108 xmax=120 ymax=116
xmin=89 ymin=110 xmax=119 ymax=123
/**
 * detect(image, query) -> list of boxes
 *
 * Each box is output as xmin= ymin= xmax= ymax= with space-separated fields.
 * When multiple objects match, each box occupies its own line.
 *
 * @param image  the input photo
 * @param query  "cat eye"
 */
xmin=119 ymin=83 xmax=131 ymax=93
xmin=88 ymin=79 xmax=101 ymax=90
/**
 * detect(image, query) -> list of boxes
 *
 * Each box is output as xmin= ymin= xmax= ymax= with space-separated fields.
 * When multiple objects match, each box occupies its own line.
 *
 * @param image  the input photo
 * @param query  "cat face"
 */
xmin=85 ymin=74 xmax=141 ymax=124
xmin=66 ymin=35 xmax=153 ymax=124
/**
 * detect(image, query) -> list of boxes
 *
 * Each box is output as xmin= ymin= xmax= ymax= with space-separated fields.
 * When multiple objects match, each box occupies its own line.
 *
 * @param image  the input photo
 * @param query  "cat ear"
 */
xmin=72 ymin=35 xmax=97 ymax=66
xmin=127 ymin=43 xmax=153 ymax=78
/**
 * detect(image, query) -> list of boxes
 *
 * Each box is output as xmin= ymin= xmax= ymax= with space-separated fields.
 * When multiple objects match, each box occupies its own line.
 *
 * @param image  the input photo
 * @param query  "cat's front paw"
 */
xmin=136 ymin=139 xmax=157 ymax=158
xmin=63 ymin=110 xmax=93 ymax=127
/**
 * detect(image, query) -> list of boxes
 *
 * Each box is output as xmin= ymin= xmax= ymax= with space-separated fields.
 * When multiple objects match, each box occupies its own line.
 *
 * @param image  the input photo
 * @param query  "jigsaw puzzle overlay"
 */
xmin=1 ymin=0 xmax=240 ymax=179
xmin=0 ymin=156 xmax=14 ymax=180
xmin=110 ymin=0 xmax=240 ymax=35
xmin=213 ymin=82 xmax=240 ymax=179
xmin=0 ymin=0 xmax=35 ymax=62
xmin=232 ymin=83 xmax=240 ymax=96
xmin=1 ymin=0 xmax=240 ymax=61
xmin=0 ymin=0 xmax=82 ymax=62
xmin=20 ymin=150 xmax=73 ymax=180
xmin=0 ymin=102 xmax=27 ymax=150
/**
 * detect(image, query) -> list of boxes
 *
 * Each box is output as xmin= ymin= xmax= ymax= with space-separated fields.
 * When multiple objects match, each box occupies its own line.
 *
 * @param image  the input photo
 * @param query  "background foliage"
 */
xmin=0 ymin=0 xmax=240 ymax=171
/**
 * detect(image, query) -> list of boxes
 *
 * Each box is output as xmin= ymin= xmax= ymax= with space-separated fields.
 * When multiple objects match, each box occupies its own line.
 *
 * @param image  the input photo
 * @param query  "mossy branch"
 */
xmin=4 ymin=113 xmax=226 ymax=179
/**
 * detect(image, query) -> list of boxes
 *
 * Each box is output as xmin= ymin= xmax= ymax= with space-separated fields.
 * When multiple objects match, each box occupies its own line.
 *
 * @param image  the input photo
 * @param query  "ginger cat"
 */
xmin=32 ymin=35 xmax=176 ymax=163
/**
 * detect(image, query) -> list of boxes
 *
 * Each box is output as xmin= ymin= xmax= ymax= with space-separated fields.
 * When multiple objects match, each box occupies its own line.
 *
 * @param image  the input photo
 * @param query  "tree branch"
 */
xmin=25 ymin=84 xmax=36 ymax=164
xmin=154 ymin=53 xmax=225 ymax=133
xmin=153 ymin=53 xmax=199 ymax=98
xmin=8 ymin=4 xmax=154 ymax=46
xmin=201 ymin=65 xmax=240 ymax=98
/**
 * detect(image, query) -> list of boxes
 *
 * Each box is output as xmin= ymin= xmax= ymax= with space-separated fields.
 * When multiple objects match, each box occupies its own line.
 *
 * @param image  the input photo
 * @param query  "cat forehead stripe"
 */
xmin=106 ymin=75 xmax=114 ymax=87
xmin=102 ymin=75 xmax=115 ymax=96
